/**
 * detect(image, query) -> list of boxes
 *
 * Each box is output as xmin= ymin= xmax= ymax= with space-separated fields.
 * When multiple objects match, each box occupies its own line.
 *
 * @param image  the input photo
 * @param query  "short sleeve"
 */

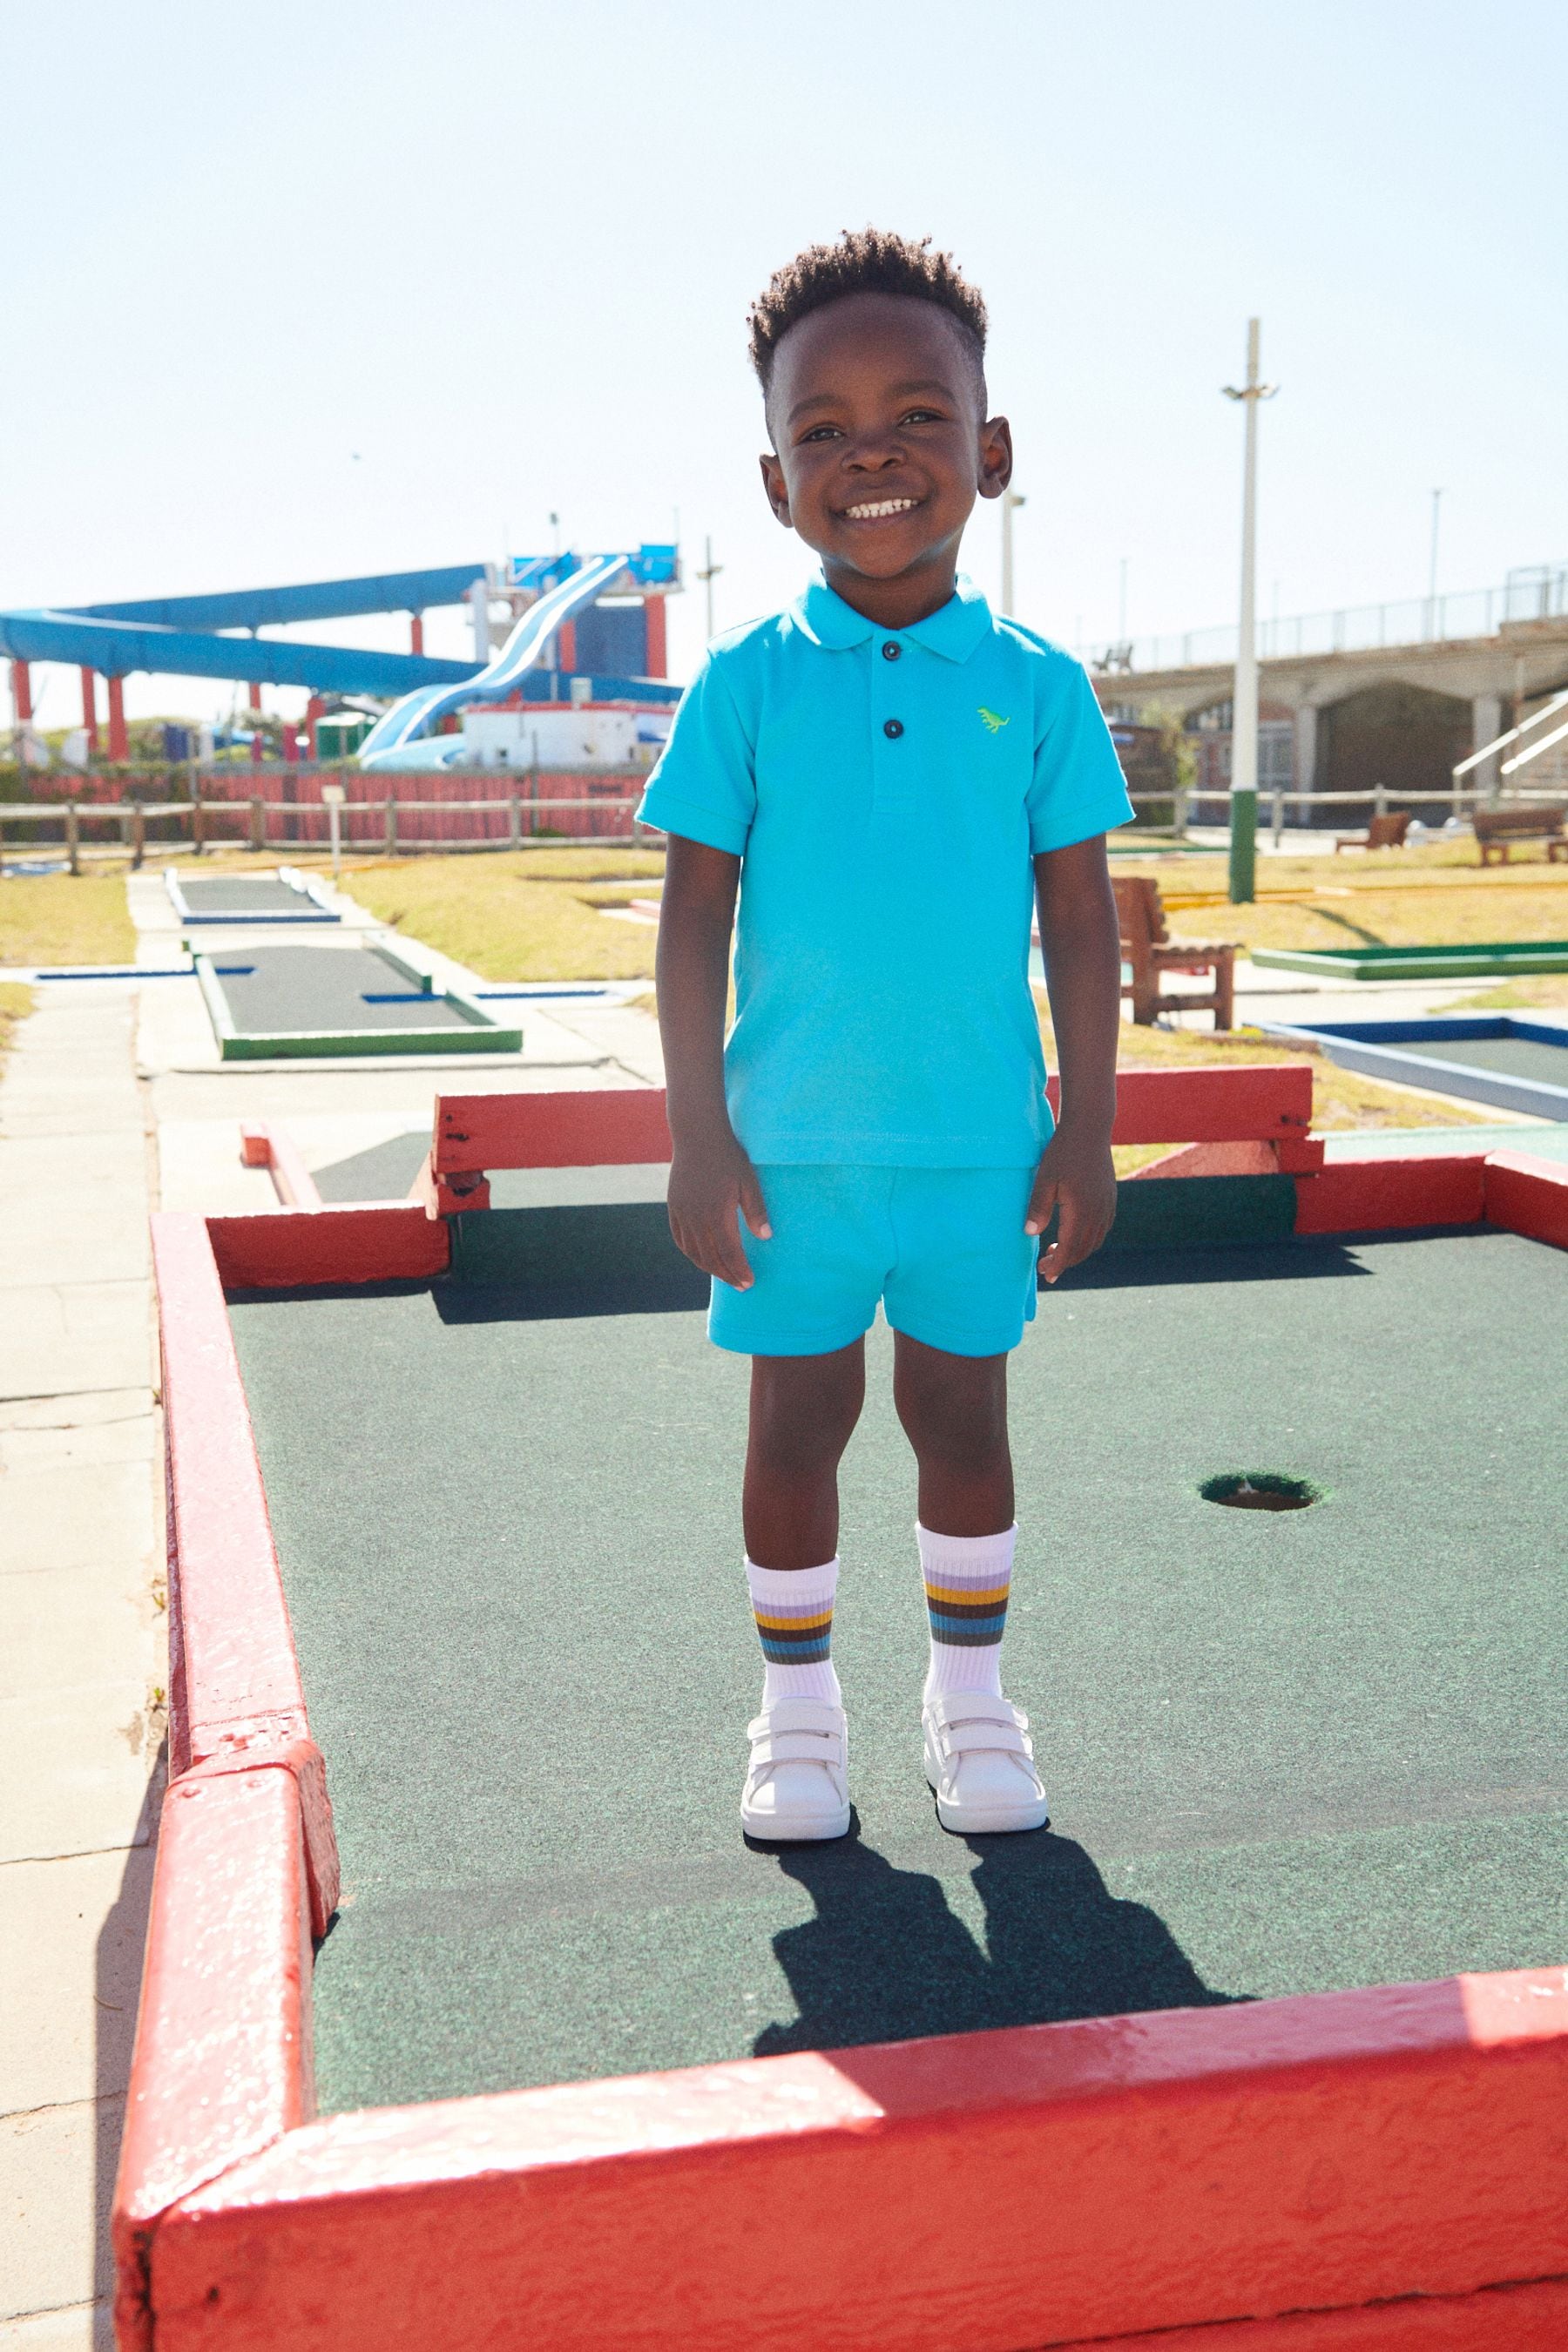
xmin=1026 ymin=659 xmax=1135 ymax=854
xmin=636 ymin=652 xmax=756 ymax=855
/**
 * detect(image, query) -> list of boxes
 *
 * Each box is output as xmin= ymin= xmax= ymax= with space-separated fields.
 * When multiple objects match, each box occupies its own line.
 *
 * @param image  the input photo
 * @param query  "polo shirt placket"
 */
xmin=869 ymin=632 xmax=915 ymax=821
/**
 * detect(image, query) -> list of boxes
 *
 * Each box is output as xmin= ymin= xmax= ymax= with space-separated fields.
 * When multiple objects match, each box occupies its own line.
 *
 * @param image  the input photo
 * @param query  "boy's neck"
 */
xmin=819 ymin=549 xmax=962 ymax=632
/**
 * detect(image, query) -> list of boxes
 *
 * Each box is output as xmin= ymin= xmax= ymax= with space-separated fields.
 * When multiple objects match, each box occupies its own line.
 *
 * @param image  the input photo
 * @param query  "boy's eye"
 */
xmin=900 ymin=407 xmax=944 ymax=424
xmin=799 ymin=423 xmax=843 ymax=443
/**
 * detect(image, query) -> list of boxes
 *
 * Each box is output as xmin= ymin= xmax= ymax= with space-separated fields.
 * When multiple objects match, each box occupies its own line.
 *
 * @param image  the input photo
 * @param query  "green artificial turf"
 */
xmin=209 ymin=945 xmax=476 ymax=1037
xmin=226 ymin=1225 xmax=1568 ymax=2116
xmin=177 ymin=875 xmax=325 ymax=916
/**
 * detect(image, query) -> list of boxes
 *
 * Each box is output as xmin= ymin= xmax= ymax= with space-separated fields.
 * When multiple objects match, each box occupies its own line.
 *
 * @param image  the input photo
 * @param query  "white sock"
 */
xmin=918 ymin=1522 xmax=1016 ymax=1703
xmin=745 ymin=1557 xmax=841 ymax=1707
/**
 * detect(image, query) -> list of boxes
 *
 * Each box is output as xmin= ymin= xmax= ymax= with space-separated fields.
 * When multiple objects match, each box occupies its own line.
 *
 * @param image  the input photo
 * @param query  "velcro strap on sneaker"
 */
xmin=748 ymin=1728 xmax=845 ymax=1770
xmin=936 ymin=1718 xmax=1030 ymax=1759
xmin=747 ymin=1699 xmax=845 ymax=1740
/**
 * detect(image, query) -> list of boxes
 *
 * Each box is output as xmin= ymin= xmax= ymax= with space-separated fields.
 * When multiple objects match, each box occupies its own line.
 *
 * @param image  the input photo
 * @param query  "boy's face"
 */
xmin=759 ymin=292 xmax=1011 ymax=616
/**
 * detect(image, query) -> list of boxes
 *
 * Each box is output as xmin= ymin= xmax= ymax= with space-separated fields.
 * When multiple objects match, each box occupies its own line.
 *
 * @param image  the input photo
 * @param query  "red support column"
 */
xmin=643 ymin=594 xmax=666 ymax=679
xmin=10 ymin=660 xmax=33 ymax=723
xmin=557 ymin=619 xmax=577 ymax=674
xmin=410 ymin=612 xmax=424 ymax=657
xmin=81 ymin=668 xmax=99 ymax=754
xmin=305 ymin=695 xmax=325 ymax=760
xmin=107 ymin=675 xmax=130 ymax=763
xmin=248 ymin=680 xmax=263 ymax=712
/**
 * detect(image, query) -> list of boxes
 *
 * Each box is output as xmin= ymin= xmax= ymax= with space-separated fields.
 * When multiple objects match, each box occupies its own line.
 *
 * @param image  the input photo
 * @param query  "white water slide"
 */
xmin=357 ymin=551 xmax=632 ymax=770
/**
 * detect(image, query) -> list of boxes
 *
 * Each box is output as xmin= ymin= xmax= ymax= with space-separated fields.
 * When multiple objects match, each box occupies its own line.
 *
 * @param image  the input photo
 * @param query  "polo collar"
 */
xmin=792 ymin=572 xmax=994 ymax=664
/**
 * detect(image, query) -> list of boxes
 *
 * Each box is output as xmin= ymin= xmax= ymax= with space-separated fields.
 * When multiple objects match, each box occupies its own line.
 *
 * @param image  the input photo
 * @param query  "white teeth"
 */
xmin=844 ymin=497 xmax=917 ymax=519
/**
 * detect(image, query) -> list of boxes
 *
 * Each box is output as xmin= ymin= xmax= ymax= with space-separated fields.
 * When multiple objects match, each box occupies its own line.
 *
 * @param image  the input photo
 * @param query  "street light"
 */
xmin=695 ymin=537 xmax=724 ymax=641
xmin=1222 ymin=319 xmax=1278 ymax=904
xmin=1000 ymin=490 xmax=1025 ymax=616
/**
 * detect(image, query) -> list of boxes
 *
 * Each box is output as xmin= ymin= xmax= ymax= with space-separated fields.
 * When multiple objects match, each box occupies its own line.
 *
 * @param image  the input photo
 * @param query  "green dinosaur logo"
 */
xmin=977 ymin=706 xmax=1010 ymax=734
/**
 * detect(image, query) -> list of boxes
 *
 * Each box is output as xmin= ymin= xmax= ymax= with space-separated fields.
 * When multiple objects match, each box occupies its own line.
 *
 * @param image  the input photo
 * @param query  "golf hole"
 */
xmin=1200 ymin=1472 xmax=1320 ymax=1513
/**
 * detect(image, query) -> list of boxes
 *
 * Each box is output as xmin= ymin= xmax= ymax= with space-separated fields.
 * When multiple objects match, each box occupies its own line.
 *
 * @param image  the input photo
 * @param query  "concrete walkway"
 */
xmin=1 ymin=983 xmax=163 ymax=2350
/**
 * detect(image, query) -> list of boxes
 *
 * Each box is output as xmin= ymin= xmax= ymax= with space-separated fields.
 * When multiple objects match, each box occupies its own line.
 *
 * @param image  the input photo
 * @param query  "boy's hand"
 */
xmin=1025 ymin=1126 xmax=1116 ymax=1284
xmin=667 ymin=1127 xmax=772 ymax=1290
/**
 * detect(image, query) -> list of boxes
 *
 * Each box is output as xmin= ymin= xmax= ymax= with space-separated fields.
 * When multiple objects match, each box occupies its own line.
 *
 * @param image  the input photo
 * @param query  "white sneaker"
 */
xmin=923 ymin=1692 xmax=1050 ymax=1835
xmin=740 ymin=1695 xmax=851 ymax=1842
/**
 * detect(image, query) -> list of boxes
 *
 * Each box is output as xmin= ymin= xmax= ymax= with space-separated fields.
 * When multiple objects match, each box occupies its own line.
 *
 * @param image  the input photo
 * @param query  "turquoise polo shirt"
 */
xmin=638 ymin=573 xmax=1132 ymax=1167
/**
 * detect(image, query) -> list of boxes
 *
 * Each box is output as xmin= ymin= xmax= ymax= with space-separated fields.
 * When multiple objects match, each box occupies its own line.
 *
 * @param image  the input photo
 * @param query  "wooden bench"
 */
xmin=1473 ymin=805 xmax=1568 ymax=865
xmin=1334 ymin=812 xmax=1411 ymax=853
xmin=1112 ymin=875 xmax=1235 ymax=1031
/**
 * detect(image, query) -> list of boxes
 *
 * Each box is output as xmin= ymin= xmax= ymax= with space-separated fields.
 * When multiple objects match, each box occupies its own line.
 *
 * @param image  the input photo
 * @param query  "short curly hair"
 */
xmin=747 ymin=228 xmax=988 ymax=405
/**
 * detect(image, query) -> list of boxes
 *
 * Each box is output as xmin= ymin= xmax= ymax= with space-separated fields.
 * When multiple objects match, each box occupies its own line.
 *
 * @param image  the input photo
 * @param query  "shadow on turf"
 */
xmin=751 ymin=1818 xmax=1241 ymax=2058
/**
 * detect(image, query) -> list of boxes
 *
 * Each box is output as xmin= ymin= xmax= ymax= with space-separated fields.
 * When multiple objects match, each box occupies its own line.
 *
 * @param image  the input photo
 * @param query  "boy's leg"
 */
xmin=739 ymin=1342 xmax=864 ymax=1842
xmin=893 ymin=1330 xmax=1047 ymax=1834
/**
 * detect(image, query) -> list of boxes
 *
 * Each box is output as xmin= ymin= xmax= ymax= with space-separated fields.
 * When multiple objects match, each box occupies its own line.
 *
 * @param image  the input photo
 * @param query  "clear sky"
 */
xmin=5 ymin=0 xmax=1565 ymax=725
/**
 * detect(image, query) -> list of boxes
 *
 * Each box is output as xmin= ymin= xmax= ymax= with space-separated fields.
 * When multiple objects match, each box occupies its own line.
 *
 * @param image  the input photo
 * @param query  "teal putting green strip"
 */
xmin=226 ymin=1225 xmax=1568 ymax=2117
xmin=1253 ymin=942 xmax=1568 ymax=981
xmin=197 ymin=943 xmax=521 ymax=1059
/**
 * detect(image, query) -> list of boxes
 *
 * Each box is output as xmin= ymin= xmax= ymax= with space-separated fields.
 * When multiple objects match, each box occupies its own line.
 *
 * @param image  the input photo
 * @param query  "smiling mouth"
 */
xmin=840 ymin=496 xmax=922 ymax=521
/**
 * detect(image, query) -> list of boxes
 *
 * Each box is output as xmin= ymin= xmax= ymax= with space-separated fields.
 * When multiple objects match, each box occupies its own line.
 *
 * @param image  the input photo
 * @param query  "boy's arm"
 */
xmin=1027 ymin=835 xmax=1121 ymax=1283
xmin=656 ymin=835 xmax=771 ymax=1290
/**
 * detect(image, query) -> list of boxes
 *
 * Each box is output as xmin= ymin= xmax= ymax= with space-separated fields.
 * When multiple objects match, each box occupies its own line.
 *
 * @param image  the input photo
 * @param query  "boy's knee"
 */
xmin=895 ymin=1348 xmax=1008 ymax=1464
xmin=750 ymin=1350 xmax=864 ymax=1469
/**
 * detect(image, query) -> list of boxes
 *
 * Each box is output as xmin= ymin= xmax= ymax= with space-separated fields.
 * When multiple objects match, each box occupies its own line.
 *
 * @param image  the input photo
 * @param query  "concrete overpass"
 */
xmin=1089 ymin=566 xmax=1568 ymax=804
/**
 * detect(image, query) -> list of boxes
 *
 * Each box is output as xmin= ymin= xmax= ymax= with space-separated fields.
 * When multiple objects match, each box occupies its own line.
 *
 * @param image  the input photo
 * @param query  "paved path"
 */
xmin=1 ymin=982 xmax=162 ymax=2349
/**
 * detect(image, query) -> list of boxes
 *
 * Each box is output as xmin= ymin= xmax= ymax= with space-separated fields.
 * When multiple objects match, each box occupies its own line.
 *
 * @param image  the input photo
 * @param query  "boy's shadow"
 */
xmin=753 ymin=1821 xmax=1240 ymax=2058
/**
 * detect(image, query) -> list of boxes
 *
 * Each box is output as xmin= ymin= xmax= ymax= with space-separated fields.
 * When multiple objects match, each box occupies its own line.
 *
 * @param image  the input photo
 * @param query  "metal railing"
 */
xmin=1124 ymin=777 xmax=1565 ymax=848
xmin=1088 ymin=564 xmax=1568 ymax=678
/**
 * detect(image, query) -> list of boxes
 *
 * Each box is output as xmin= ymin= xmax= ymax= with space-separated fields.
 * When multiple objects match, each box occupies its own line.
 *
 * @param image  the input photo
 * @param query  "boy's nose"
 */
xmin=843 ymin=440 xmax=903 ymax=472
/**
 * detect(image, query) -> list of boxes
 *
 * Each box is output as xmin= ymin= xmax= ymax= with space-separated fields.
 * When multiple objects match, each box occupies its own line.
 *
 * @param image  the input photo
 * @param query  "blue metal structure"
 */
xmin=1 ymin=547 xmax=679 ymax=725
xmin=0 ymin=564 xmax=489 ymax=699
xmin=360 ymin=552 xmax=635 ymax=767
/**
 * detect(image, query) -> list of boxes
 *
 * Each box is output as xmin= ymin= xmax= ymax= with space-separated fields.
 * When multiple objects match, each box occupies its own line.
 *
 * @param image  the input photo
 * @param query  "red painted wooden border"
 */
xmin=150 ymin=1213 xmax=339 ymax=1923
xmin=429 ymin=1067 xmax=1316 ymax=1182
xmin=238 ymin=1121 xmax=322 ymax=1210
xmin=1294 ymin=1156 xmax=1488 ymax=1234
xmin=142 ymin=1972 xmax=1568 ymax=2352
xmin=435 ymin=1085 xmax=673 ymax=1173
xmin=206 ymin=1200 xmax=449 ymax=1289
xmin=1484 ymin=1148 xmax=1568 ymax=1250
xmin=113 ymin=1767 xmax=314 ymax=2352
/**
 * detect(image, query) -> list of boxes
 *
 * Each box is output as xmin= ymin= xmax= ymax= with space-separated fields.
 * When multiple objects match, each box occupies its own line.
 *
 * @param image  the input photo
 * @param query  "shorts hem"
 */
xmin=707 ymin=1315 xmax=875 ymax=1360
xmin=884 ymin=1311 xmax=1031 ymax=1359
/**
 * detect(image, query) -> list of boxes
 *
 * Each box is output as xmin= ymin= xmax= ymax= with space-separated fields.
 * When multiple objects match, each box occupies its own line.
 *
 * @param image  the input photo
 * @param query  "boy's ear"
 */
xmin=759 ymin=449 xmax=794 ymax=529
xmin=977 ymin=415 xmax=1014 ymax=502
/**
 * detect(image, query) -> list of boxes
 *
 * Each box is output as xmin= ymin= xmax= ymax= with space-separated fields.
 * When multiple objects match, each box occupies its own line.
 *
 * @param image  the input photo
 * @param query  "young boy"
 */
xmin=639 ymin=229 xmax=1132 ymax=1843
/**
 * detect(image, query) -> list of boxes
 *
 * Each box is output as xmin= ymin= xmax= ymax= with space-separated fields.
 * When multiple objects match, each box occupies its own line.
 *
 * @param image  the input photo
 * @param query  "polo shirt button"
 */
xmin=882 ymin=641 xmax=901 ymax=660
xmin=883 ymin=718 xmax=904 ymax=739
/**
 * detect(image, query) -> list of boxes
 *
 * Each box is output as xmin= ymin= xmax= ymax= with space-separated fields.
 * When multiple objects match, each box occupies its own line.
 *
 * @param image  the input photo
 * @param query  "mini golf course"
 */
xmin=194 ymin=942 xmax=521 ymax=1058
xmin=1253 ymin=940 xmax=1568 ymax=982
xmin=1265 ymin=1014 xmax=1568 ymax=1123
xmin=165 ymin=864 xmax=338 ymax=923
xmin=118 ymin=1071 xmax=1568 ymax=2349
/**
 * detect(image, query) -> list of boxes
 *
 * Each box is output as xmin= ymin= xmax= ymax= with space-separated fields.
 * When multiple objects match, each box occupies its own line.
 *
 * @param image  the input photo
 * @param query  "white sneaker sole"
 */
xmin=740 ymin=1793 xmax=852 ymax=1842
xmin=925 ymin=1770 xmax=1049 ymax=1835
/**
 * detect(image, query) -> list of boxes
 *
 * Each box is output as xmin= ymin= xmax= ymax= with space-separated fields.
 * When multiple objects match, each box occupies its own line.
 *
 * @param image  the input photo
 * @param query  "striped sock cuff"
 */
xmin=918 ymin=1522 xmax=1015 ymax=1650
xmin=746 ymin=1557 xmax=837 ymax=1667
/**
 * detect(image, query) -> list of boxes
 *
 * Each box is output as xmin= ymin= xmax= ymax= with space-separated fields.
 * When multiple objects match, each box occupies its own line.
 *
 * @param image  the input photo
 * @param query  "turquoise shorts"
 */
xmin=708 ymin=1165 xmax=1040 ymax=1360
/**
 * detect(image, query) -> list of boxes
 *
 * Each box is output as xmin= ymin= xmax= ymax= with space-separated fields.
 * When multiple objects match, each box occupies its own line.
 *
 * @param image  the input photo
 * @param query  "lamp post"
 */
xmin=1000 ymin=490 xmax=1025 ymax=616
xmin=695 ymin=537 xmax=724 ymax=640
xmin=1222 ymin=319 xmax=1277 ymax=903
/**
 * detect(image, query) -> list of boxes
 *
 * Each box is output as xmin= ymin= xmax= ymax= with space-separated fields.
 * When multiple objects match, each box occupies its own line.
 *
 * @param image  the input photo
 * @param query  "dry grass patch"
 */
xmin=1107 ymin=843 xmax=1568 ymax=956
xmin=0 ymin=981 xmax=36 ymax=1068
xmin=0 ymin=870 xmax=137 ymax=967
xmin=342 ymin=855 xmax=659 ymax=982
xmin=1436 ymin=974 xmax=1568 ymax=1014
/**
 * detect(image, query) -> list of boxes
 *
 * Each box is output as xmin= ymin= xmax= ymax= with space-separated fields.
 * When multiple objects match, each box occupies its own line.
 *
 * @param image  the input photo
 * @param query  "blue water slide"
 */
xmin=357 ymin=551 xmax=632 ymax=769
